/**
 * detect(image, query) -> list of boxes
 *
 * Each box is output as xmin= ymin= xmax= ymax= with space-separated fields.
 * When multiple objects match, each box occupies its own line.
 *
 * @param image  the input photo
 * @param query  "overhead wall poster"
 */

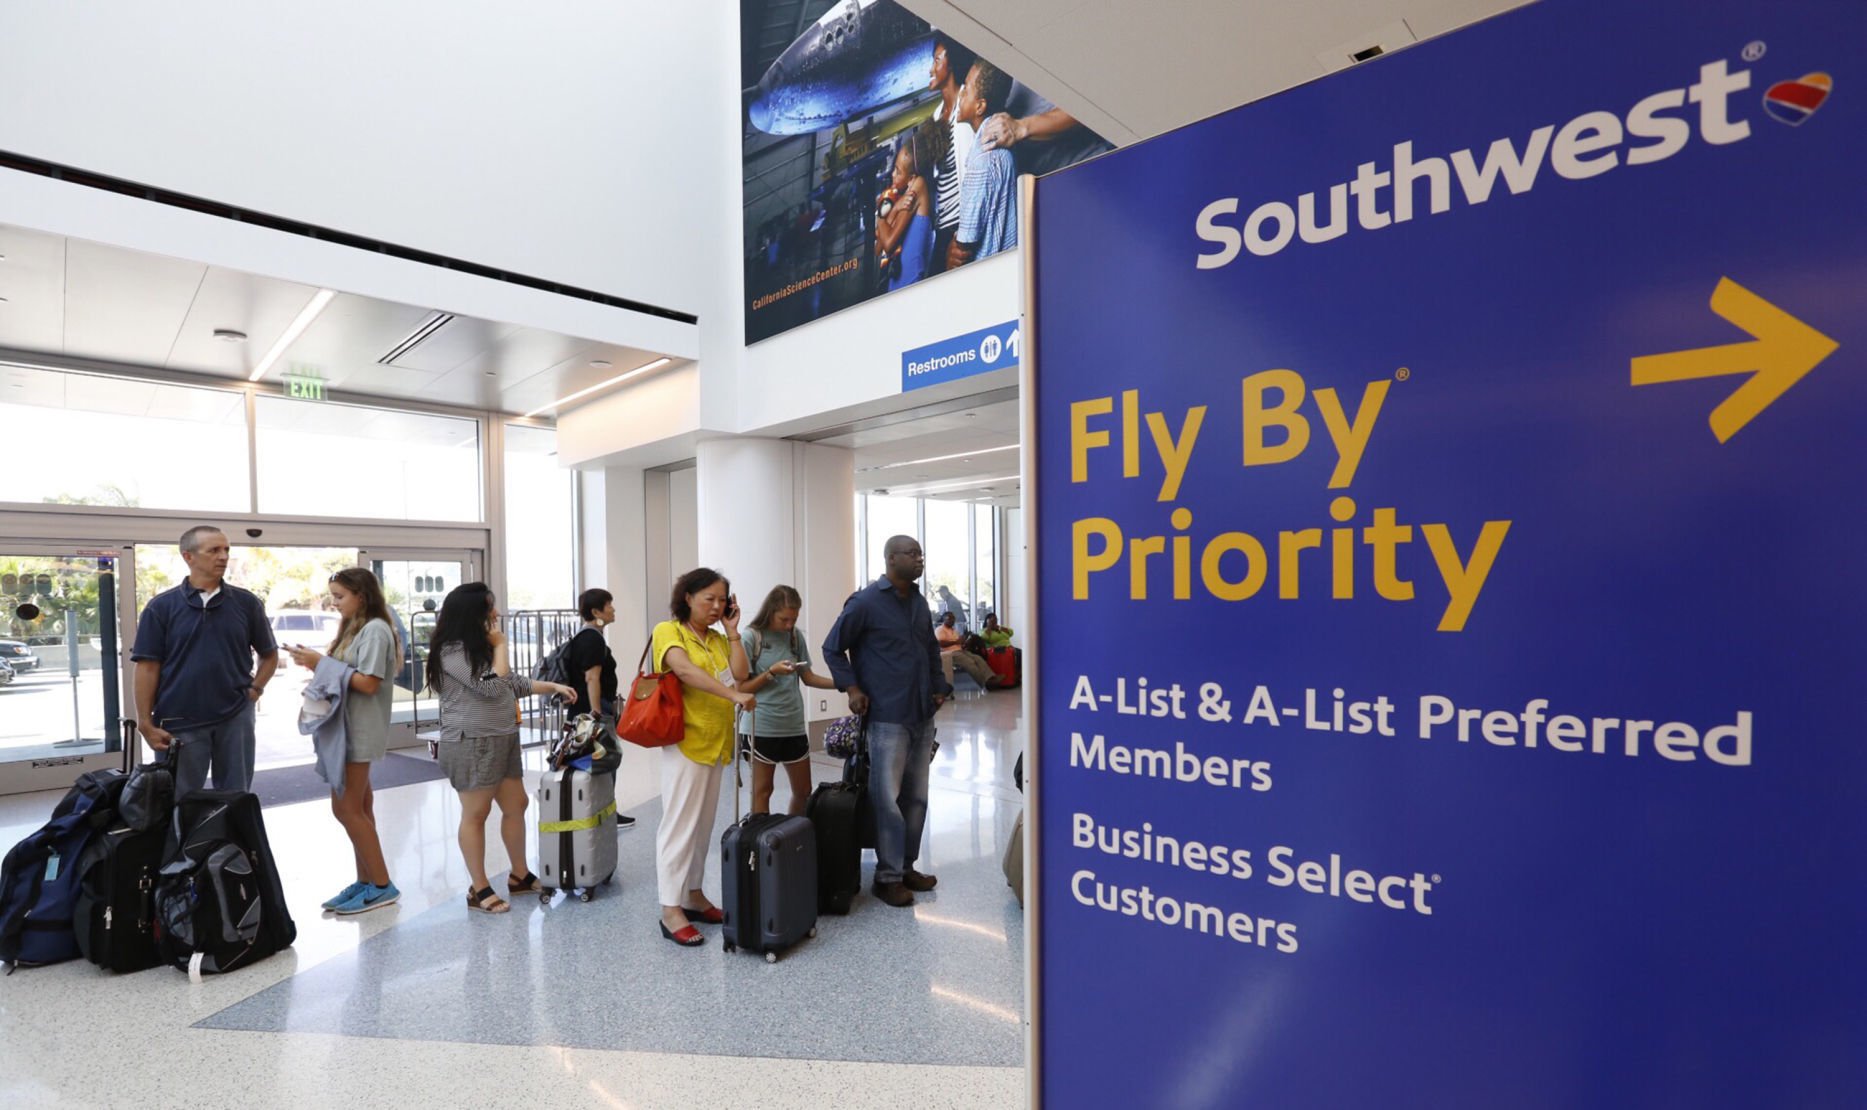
xmin=1029 ymin=0 xmax=1863 ymax=1104
xmin=740 ymin=0 xmax=1110 ymax=344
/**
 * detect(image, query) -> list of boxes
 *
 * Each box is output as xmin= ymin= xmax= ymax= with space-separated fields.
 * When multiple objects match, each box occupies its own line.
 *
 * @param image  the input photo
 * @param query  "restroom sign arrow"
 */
xmin=1631 ymin=277 xmax=1839 ymax=442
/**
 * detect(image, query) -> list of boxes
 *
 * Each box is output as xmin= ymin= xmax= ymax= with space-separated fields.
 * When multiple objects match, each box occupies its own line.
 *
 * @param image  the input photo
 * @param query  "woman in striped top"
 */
xmin=427 ymin=582 xmax=576 ymax=914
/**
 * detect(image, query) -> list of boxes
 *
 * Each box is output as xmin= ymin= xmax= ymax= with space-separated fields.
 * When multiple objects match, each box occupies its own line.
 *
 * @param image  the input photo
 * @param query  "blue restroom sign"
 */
xmin=1027 ymin=0 xmax=1865 ymax=1105
xmin=901 ymin=319 xmax=1019 ymax=392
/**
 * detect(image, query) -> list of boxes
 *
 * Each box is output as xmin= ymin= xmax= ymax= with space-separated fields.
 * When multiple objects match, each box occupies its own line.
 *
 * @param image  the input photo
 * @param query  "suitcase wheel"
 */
xmin=724 ymin=942 xmax=736 ymax=954
xmin=808 ymin=927 xmax=817 ymax=938
xmin=579 ymin=890 xmax=593 ymax=903
xmin=765 ymin=951 xmax=778 ymax=964
xmin=540 ymin=892 xmax=551 ymax=905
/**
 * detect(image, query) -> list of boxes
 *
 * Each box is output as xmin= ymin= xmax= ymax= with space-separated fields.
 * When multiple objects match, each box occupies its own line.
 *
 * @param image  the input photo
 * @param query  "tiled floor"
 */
xmin=0 ymin=689 xmax=1028 ymax=1109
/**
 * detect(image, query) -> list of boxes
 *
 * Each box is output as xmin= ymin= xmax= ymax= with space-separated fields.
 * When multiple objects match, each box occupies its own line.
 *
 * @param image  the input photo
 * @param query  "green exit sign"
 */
xmin=286 ymin=373 xmax=326 ymax=401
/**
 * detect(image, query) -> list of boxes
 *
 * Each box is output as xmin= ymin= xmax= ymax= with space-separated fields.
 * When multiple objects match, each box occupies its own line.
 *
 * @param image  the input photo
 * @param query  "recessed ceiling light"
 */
xmin=860 ymin=443 xmax=1017 ymax=472
xmin=248 ymin=288 xmax=336 ymax=382
xmin=524 ymin=357 xmax=673 ymax=418
xmin=484 ymin=370 xmax=497 ymax=377
xmin=213 ymin=328 xmax=248 ymax=343
xmin=589 ymin=359 xmax=612 ymax=368
xmin=964 ymin=412 xmax=976 ymax=417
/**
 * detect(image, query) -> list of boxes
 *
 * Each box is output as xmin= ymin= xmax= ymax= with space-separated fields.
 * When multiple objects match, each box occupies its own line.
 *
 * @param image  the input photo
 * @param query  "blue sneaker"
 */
xmin=322 ymin=881 xmax=368 ymax=910
xmin=333 ymin=882 xmax=400 ymax=916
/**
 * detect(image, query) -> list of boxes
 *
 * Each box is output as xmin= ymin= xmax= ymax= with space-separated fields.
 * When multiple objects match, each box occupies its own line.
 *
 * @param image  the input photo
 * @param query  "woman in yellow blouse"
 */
xmin=650 ymin=567 xmax=755 ymax=946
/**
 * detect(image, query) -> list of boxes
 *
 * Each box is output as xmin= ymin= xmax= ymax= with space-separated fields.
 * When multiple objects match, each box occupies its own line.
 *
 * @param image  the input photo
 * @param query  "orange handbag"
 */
xmin=617 ymin=639 xmax=684 ymax=747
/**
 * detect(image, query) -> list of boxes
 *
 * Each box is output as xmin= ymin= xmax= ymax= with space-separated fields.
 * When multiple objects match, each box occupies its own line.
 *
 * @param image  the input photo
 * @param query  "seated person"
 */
xmin=979 ymin=612 xmax=1014 ymax=648
xmin=935 ymin=611 xmax=1000 ymax=688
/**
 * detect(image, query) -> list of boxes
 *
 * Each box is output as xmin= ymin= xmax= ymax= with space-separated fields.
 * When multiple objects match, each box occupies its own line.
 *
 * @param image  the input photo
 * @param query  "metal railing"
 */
xmin=507 ymin=608 xmax=582 ymax=748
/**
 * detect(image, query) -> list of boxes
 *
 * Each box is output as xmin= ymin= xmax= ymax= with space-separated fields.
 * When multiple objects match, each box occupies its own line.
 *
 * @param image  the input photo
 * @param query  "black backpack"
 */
xmin=154 ymin=791 xmax=296 ymax=978
xmin=535 ymin=632 xmax=580 ymax=688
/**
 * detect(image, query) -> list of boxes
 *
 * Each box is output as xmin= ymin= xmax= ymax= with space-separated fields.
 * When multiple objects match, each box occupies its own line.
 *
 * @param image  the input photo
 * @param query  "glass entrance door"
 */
xmin=363 ymin=550 xmax=479 ymax=747
xmin=0 ymin=547 xmax=130 ymax=794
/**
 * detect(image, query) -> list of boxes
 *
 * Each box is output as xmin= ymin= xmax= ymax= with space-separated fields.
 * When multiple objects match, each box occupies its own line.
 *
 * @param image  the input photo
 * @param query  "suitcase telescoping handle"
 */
xmin=732 ymin=705 xmax=754 ymax=825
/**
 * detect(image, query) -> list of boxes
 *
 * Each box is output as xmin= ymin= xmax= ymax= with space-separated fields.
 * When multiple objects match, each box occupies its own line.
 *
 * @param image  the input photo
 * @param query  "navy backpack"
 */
xmin=0 ymin=769 xmax=126 ymax=970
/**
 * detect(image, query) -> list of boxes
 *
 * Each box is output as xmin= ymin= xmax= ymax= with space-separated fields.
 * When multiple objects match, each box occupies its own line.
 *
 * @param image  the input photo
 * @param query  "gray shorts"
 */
xmin=437 ymin=732 xmax=522 ymax=792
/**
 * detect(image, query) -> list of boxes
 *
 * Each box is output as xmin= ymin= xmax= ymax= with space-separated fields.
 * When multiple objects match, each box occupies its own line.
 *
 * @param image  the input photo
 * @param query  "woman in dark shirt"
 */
xmin=565 ymin=587 xmax=633 ymax=829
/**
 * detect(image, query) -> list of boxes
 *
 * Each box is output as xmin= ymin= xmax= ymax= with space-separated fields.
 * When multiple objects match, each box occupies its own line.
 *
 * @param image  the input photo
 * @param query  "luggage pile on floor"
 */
xmin=0 ymin=756 xmax=295 ymax=980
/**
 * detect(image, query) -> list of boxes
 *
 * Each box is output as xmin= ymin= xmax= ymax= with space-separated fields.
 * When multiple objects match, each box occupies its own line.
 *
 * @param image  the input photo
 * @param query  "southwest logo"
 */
xmin=1763 ymin=72 xmax=1832 ymax=125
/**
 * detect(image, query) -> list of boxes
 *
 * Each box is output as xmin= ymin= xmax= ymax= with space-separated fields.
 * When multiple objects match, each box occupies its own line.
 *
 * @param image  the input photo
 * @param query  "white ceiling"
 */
xmin=821 ymin=396 xmax=1023 ymax=505
xmin=897 ymin=0 xmax=1529 ymax=144
xmin=0 ymin=224 xmax=678 ymax=416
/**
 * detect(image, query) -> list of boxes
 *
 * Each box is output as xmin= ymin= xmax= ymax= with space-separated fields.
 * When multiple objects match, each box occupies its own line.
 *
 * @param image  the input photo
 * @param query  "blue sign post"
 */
xmin=1026 ymin=0 xmax=1863 ymax=1105
xmin=902 ymin=319 xmax=1020 ymax=392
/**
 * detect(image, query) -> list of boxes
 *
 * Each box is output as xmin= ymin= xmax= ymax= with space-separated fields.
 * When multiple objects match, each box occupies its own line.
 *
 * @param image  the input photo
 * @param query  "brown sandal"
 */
xmin=507 ymin=871 xmax=544 ymax=894
xmin=467 ymin=886 xmax=510 ymax=914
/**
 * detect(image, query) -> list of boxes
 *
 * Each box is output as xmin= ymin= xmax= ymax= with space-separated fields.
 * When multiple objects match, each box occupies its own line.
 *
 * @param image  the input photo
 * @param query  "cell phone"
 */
xmin=725 ymin=595 xmax=739 ymax=621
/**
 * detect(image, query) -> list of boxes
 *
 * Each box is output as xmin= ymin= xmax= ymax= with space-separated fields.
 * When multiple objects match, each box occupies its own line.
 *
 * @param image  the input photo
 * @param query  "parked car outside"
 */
xmin=0 ymin=657 xmax=14 ymax=686
xmin=268 ymin=609 xmax=341 ymax=646
xmin=0 ymin=638 xmax=39 ymax=672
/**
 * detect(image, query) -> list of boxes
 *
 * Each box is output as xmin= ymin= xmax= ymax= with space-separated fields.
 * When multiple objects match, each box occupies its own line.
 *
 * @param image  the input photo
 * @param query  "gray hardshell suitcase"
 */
xmin=536 ymin=767 xmax=617 ymax=902
xmin=721 ymin=709 xmax=818 ymax=961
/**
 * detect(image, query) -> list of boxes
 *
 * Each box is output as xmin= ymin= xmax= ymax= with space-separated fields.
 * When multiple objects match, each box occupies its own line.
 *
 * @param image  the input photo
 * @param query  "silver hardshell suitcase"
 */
xmin=536 ymin=767 xmax=618 ymax=902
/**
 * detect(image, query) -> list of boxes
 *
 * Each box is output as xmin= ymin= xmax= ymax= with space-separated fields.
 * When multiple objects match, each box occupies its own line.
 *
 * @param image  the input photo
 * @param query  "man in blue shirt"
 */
xmin=823 ymin=535 xmax=953 ymax=907
xmin=132 ymin=525 xmax=279 ymax=797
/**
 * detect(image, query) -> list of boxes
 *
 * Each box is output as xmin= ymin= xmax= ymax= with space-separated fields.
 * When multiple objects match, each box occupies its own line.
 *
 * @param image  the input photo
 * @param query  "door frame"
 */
xmin=0 ymin=541 xmax=136 ymax=795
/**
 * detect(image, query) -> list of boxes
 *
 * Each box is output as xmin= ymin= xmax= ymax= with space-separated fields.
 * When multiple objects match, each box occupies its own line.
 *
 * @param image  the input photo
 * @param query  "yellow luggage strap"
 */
xmin=539 ymin=800 xmax=617 ymax=834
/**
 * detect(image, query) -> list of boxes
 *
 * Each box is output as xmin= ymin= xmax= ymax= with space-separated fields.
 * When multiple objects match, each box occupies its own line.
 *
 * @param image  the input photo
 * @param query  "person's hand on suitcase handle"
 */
xmin=137 ymin=717 xmax=174 ymax=751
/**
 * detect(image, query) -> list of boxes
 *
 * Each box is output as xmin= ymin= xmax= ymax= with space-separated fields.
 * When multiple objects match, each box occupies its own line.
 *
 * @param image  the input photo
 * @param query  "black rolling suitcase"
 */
xmin=74 ymin=822 xmax=166 ymax=972
xmin=806 ymin=781 xmax=862 ymax=914
xmin=720 ymin=710 xmax=818 ymax=961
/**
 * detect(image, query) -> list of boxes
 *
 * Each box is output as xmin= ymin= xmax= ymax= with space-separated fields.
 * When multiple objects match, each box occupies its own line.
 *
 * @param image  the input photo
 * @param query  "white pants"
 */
xmin=656 ymin=747 xmax=725 ymax=906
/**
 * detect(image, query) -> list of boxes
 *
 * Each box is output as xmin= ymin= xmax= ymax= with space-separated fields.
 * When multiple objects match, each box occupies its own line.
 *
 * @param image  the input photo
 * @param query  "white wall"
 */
xmin=735 ymin=251 xmax=1023 ymax=436
xmin=0 ymin=1 xmax=726 ymax=317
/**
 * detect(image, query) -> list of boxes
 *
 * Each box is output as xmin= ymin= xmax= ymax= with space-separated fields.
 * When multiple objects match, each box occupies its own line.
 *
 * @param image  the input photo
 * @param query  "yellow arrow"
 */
xmin=1630 ymin=277 xmax=1839 ymax=442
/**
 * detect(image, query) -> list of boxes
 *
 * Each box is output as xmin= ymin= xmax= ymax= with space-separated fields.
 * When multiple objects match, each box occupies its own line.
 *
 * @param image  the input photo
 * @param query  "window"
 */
xmin=502 ymin=424 xmax=574 ymax=611
xmin=254 ymin=396 xmax=480 ymax=520
xmin=924 ymin=498 xmax=971 ymax=630
xmin=862 ymin=495 xmax=920 ymax=582
xmin=0 ymin=365 xmax=248 ymax=511
xmin=974 ymin=503 xmax=997 ymax=622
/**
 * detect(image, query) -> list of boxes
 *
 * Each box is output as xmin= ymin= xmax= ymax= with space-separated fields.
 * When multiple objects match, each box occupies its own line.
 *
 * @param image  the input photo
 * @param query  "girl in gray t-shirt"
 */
xmin=284 ymin=567 xmax=403 ymax=915
xmin=737 ymin=585 xmax=839 ymax=815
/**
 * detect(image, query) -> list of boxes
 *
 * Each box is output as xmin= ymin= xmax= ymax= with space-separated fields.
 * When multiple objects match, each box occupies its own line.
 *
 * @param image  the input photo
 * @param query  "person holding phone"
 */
xmin=284 ymin=568 xmax=401 ymax=915
xmin=737 ymin=585 xmax=838 ymax=815
xmin=649 ymin=568 xmax=754 ymax=946
xmin=427 ymin=582 xmax=576 ymax=914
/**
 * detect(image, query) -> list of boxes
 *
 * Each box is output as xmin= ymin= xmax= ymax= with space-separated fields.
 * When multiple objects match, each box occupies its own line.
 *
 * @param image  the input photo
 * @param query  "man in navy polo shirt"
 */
xmin=823 ymin=534 xmax=953 ymax=908
xmin=132 ymin=525 xmax=279 ymax=797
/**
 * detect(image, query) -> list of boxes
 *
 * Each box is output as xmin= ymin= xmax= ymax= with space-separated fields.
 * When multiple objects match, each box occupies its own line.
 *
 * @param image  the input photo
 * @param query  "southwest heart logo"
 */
xmin=1763 ymin=72 xmax=1832 ymax=125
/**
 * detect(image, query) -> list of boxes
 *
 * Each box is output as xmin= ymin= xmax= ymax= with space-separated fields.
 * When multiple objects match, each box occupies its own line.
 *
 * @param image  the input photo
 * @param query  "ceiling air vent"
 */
xmin=377 ymin=312 xmax=456 ymax=366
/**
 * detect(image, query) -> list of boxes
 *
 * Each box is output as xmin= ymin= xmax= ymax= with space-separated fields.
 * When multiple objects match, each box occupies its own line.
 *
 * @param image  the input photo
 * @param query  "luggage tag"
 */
xmin=43 ymin=851 xmax=59 ymax=882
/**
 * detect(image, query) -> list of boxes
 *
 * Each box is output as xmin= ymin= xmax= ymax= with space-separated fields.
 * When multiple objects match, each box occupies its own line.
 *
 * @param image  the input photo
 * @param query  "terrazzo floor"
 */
xmin=0 ymin=689 xmax=1028 ymax=1109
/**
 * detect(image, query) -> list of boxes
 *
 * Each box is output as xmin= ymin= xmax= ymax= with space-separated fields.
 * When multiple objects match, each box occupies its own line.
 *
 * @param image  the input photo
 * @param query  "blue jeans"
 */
xmin=171 ymin=704 xmax=258 ymax=797
xmin=867 ymin=718 xmax=937 ymax=885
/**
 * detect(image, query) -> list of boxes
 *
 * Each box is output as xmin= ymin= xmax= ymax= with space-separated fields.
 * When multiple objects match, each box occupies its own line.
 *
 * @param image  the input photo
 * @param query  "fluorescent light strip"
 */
xmin=248 ymin=288 xmax=335 ymax=382
xmin=524 ymin=357 xmax=672 ymax=418
xmin=891 ymin=473 xmax=1019 ymax=495
xmin=862 ymin=443 xmax=1018 ymax=472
